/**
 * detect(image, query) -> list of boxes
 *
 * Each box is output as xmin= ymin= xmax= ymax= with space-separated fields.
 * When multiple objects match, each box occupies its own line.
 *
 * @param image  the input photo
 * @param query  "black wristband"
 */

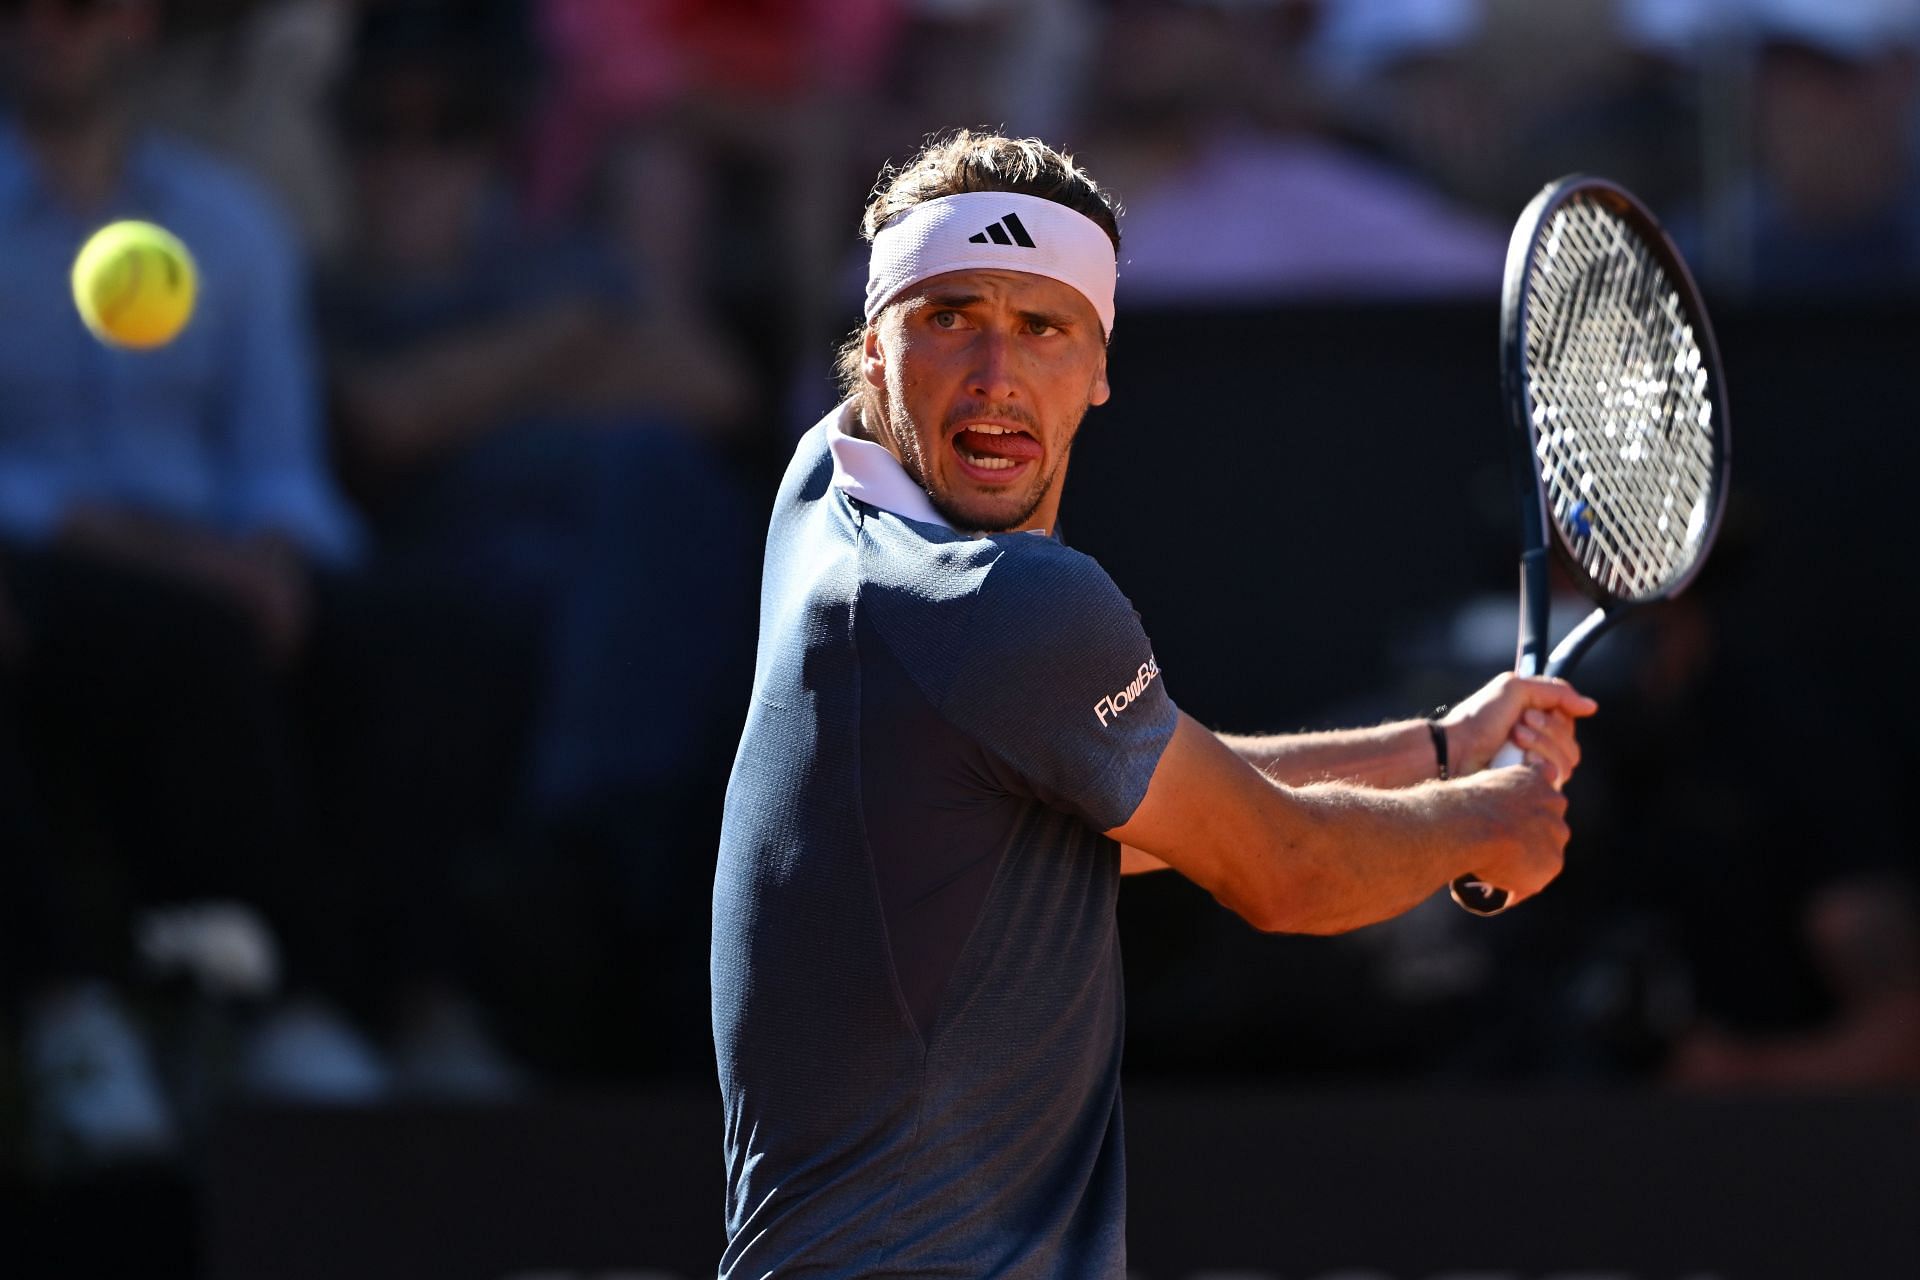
xmin=1426 ymin=717 xmax=1450 ymax=780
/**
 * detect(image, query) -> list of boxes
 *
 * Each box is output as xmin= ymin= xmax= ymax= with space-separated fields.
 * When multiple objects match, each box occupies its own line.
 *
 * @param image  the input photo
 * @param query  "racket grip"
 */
xmin=1450 ymin=875 xmax=1512 ymax=916
xmin=1449 ymin=742 xmax=1526 ymax=915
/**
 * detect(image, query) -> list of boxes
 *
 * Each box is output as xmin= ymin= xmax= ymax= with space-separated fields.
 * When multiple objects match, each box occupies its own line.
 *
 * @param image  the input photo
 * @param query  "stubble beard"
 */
xmin=881 ymin=402 xmax=1069 ymax=534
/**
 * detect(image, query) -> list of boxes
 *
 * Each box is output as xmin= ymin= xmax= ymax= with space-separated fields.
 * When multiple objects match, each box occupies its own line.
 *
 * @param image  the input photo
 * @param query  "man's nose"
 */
xmin=967 ymin=331 xmax=1017 ymax=400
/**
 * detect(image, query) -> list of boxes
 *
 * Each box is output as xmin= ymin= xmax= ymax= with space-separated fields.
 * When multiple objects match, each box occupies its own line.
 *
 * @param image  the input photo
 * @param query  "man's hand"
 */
xmin=214 ymin=535 xmax=314 ymax=665
xmin=1439 ymin=672 xmax=1597 ymax=787
xmin=1430 ymin=759 xmax=1572 ymax=905
xmin=59 ymin=509 xmax=313 ymax=665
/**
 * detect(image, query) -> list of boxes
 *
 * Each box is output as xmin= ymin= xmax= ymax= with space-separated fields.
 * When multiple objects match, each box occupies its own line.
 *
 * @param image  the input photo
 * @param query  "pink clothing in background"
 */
xmin=529 ymin=0 xmax=902 ymax=221
xmin=1116 ymin=131 xmax=1507 ymax=304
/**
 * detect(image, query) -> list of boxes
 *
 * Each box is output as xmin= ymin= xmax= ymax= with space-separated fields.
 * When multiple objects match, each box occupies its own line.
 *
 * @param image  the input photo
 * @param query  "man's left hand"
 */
xmin=1439 ymin=673 xmax=1597 ymax=787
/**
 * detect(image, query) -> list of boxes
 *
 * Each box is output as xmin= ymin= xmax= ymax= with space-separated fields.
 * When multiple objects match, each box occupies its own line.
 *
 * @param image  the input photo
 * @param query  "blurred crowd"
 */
xmin=3 ymin=0 xmax=1918 ymax=1183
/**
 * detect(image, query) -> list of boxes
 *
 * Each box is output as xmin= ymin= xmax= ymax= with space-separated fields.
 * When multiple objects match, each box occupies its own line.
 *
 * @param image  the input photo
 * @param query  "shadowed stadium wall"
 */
xmin=1065 ymin=302 xmax=1913 ymax=748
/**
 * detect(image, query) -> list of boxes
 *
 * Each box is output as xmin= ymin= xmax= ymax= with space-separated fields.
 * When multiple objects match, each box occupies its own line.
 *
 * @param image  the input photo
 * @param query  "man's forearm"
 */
xmin=1218 ymin=719 xmax=1445 ymax=790
xmin=337 ymin=302 xmax=604 ymax=470
xmin=1109 ymin=712 xmax=1569 ymax=934
xmin=1257 ymin=779 xmax=1466 ymax=933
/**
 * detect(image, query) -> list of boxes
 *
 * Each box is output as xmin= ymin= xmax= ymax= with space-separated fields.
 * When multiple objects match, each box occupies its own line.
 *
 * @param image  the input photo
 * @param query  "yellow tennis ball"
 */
xmin=70 ymin=220 xmax=199 ymax=350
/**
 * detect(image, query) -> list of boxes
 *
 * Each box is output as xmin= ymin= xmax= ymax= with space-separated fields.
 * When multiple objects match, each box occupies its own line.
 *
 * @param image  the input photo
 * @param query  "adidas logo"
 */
xmin=968 ymin=212 xmax=1036 ymax=248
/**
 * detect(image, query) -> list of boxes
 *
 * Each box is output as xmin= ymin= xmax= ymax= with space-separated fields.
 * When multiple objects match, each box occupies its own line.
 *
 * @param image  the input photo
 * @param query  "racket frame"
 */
xmin=1501 ymin=175 xmax=1733 ymax=664
xmin=1453 ymin=174 xmax=1733 ymax=916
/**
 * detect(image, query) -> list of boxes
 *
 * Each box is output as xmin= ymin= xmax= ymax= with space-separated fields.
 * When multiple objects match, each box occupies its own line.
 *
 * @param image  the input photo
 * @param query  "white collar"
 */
xmin=825 ymin=401 xmax=953 ymax=529
xmin=823 ymin=400 xmax=1054 ymax=538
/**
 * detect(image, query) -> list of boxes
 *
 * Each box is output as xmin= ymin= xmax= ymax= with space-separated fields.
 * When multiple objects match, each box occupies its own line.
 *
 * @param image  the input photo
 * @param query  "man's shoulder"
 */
xmin=775 ymin=419 xmax=838 ymax=508
xmin=927 ymin=532 xmax=1171 ymax=813
xmin=867 ymin=525 xmax=1140 ymax=685
xmin=855 ymin=515 xmax=1002 ymax=655
xmin=973 ymin=533 xmax=1135 ymax=634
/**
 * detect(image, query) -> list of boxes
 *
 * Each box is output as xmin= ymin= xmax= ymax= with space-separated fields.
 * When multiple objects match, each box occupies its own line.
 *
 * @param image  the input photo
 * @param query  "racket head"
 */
xmin=1500 ymin=175 xmax=1732 ymax=615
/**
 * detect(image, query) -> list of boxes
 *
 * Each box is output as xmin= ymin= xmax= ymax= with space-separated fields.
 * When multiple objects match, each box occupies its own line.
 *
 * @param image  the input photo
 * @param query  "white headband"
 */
xmin=864 ymin=191 xmax=1117 ymax=337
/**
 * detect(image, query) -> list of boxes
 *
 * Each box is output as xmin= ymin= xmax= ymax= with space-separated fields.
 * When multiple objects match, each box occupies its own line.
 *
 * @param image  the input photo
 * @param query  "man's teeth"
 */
xmin=958 ymin=426 xmax=1025 ymax=471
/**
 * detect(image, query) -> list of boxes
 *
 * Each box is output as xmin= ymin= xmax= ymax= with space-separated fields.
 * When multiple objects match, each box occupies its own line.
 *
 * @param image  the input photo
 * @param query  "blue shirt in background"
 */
xmin=713 ymin=404 xmax=1177 ymax=1277
xmin=0 ymin=119 xmax=359 ymax=563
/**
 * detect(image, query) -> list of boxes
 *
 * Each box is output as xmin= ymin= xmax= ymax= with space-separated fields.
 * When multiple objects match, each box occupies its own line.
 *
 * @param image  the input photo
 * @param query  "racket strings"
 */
xmin=1539 ymin=235 xmax=1697 ymax=591
xmin=1524 ymin=198 xmax=1720 ymax=602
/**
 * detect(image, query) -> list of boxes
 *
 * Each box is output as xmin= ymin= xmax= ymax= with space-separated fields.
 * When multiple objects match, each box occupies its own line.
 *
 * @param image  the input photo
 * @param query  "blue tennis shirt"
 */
xmin=712 ymin=402 xmax=1177 ymax=1276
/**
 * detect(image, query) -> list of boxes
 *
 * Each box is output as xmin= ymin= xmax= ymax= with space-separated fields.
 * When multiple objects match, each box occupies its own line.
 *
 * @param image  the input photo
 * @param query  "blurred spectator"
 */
xmin=1618 ymin=0 xmax=1720 ymax=56
xmin=1669 ymin=872 xmax=1920 ymax=1086
xmin=1742 ymin=0 xmax=1920 ymax=294
xmin=1084 ymin=1 xmax=1506 ymax=304
xmin=315 ymin=2 xmax=759 ymax=1077
xmin=327 ymin=6 xmax=748 ymax=474
xmin=1312 ymin=0 xmax=1482 ymax=79
xmin=526 ymin=0 xmax=900 ymax=425
xmin=874 ymin=0 xmax=1098 ymax=150
xmin=0 ymin=0 xmax=359 ymax=1165
xmin=1283 ymin=3 xmax=1705 ymax=243
xmin=139 ymin=0 xmax=357 ymax=260
xmin=1306 ymin=0 xmax=1501 ymax=201
xmin=1649 ymin=0 xmax=1920 ymax=295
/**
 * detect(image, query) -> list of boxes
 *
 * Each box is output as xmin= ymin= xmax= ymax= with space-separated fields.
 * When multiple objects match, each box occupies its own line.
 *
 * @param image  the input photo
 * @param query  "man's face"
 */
xmin=1758 ymin=44 xmax=1916 ymax=226
xmin=863 ymin=268 xmax=1110 ymax=533
xmin=0 ymin=0 xmax=152 ymax=126
xmin=347 ymin=69 xmax=500 ymax=272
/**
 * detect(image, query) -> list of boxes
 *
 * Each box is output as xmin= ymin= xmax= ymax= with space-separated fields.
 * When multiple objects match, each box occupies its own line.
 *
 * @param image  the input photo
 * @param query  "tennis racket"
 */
xmin=1450 ymin=175 xmax=1732 ymax=917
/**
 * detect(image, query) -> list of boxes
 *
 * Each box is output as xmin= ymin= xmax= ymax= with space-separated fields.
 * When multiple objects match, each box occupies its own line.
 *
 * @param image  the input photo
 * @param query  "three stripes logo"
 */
xmin=968 ymin=212 xmax=1036 ymax=248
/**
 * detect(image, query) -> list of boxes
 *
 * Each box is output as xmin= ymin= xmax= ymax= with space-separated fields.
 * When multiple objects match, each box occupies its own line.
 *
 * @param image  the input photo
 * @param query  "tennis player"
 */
xmin=712 ymin=131 xmax=1595 ymax=1277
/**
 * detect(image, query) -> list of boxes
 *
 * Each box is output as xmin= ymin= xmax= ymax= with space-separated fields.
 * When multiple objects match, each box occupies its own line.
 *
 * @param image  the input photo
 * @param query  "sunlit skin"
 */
xmin=858 ymin=268 xmax=1111 ymax=534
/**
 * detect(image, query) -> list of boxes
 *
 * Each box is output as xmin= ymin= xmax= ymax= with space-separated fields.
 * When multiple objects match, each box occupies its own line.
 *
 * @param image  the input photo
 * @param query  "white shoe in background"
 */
xmin=391 ymin=990 xmax=526 ymax=1103
xmin=239 ymin=998 xmax=393 ymax=1103
xmin=23 ymin=981 xmax=178 ymax=1168
xmin=137 ymin=900 xmax=281 ymax=999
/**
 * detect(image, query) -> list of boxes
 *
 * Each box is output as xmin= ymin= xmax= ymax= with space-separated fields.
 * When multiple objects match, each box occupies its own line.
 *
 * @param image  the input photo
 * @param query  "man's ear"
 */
xmin=862 ymin=324 xmax=887 ymax=389
xmin=1090 ymin=354 xmax=1111 ymax=408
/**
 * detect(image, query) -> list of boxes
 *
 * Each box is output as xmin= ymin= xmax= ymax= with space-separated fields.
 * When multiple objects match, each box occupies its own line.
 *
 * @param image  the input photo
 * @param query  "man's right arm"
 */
xmin=1106 ymin=711 xmax=1569 ymax=934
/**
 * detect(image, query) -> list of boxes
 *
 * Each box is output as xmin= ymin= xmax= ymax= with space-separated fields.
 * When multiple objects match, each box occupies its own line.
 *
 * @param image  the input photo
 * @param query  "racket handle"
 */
xmin=1448 ymin=742 xmax=1527 ymax=915
xmin=1450 ymin=874 xmax=1511 ymax=916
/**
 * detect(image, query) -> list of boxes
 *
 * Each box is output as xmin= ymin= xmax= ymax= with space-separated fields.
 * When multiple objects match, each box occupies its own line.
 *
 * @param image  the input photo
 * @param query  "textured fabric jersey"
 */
xmin=712 ymin=404 xmax=1177 ymax=1277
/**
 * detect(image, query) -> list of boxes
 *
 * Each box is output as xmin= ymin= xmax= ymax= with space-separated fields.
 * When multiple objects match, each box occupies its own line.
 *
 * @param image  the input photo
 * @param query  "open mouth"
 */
xmin=950 ymin=424 xmax=1041 ymax=483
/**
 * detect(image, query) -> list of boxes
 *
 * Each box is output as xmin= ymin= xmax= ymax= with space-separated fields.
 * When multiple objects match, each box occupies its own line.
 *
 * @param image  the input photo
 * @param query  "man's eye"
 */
xmin=932 ymin=311 xmax=959 ymax=328
xmin=1026 ymin=320 xmax=1058 ymax=336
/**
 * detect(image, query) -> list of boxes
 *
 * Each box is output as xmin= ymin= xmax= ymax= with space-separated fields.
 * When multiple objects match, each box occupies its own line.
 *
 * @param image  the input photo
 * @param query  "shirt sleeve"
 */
xmin=936 ymin=541 xmax=1176 ymax=831
xmin=214 ymin=196 xmax=363 ymax=565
